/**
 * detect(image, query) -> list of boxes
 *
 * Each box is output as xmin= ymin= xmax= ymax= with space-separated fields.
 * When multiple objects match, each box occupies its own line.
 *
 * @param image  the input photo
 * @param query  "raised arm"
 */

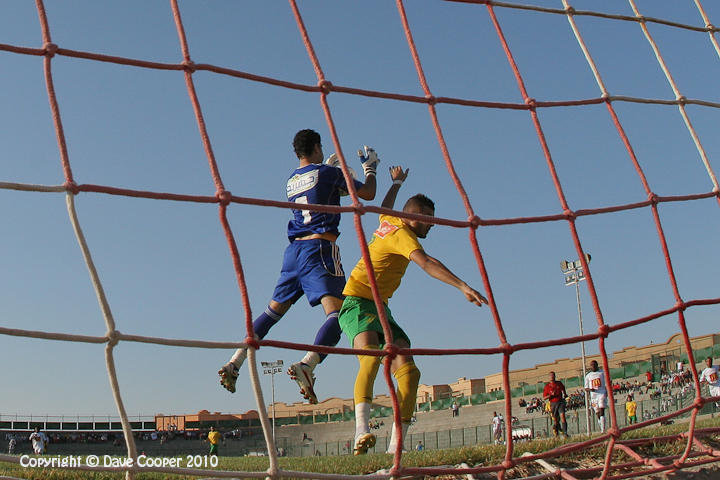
xmin=409 ymin=249 xmax=487 ymax=306
xmin=381 ymin=166 xmax=409 ymax=209
xmin=325 ymin=150 xmax=376 ymax=200
xmin=356 ymin=174 xmax=376 ymax=201
xmin=356 ymin=146 xmax=380 ymax=201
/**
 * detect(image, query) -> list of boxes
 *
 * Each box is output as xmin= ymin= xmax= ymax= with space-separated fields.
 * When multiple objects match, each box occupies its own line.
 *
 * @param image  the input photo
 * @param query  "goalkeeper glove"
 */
xmin=325 ymin=153 xmax=358 ymax=179
xmin=358 ymin=145 xmax=380 ymax=176
xmin=324 ymin=154 xmax=357 ymax=197
xmin=324 ymin=153 xmax=340 ymax=167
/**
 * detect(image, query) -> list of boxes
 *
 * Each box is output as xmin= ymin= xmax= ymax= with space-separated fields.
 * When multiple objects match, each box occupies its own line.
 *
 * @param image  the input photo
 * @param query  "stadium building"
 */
xmin=154 ymin=331 xmax=719 ymax=429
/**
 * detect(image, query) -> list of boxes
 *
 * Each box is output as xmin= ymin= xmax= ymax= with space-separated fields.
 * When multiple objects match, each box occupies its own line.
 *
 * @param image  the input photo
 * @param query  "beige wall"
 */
xmin=268 ymin=395 xmax=396 ymax=418
xmin=449 ymin=377 xmax=485 ymax=397
xmin=417 ymin=384 xmax=452 ymax=403
xmin=155 ymin=409 xmax=259 ymax=431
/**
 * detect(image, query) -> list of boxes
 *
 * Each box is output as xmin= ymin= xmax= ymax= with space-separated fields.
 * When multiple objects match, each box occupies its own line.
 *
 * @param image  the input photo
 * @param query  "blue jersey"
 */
xmin=286 ymin=163 xmax=362 ymax=241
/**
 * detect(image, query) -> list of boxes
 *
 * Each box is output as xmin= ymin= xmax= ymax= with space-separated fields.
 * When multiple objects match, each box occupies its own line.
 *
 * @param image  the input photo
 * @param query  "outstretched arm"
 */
xmin=381 ymin=166 xmax=409 ymax=209
xmin=356 ymin=146 xmax=381 ymax=201
xmin=356 ymin=174 xmax=376 ymax=200
xmin=325 ymin=151 xmax=376 ymax=200
xmin=409 ymin=249 xmax=487 ymax=306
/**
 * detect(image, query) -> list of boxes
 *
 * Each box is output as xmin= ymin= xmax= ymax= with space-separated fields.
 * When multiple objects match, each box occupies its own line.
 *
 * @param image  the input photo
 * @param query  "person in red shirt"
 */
xmin=543 ymin=371 xmax=568 ymax=437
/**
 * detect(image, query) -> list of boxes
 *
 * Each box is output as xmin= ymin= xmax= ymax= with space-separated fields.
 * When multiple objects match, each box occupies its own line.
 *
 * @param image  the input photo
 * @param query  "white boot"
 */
xmin=353 ymin=403 xmax=375 ymax=455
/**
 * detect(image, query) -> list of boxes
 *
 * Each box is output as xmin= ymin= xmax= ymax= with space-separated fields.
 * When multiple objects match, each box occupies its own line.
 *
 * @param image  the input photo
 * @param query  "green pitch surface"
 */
xmin=2 ymin=417 xmax=719 ymax=479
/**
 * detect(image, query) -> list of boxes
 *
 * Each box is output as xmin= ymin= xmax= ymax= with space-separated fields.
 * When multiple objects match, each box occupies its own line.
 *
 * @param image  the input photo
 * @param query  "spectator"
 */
xmin=416 ymin=440 xmax=424 ymax=451
xmin=8 ymin=436 xmax=16 ymax=455
xmin=492 ymin=412 xmax=503 ymax=445
xmin=451 ymin=401 xmax=459 ymax=418
xmin=526 ymin=397 xmax=544 ymax=414
xmin=650 ymin=386 xmax=661 ymax=400
xmin=699 ymin=356 xmax=720 ymax=409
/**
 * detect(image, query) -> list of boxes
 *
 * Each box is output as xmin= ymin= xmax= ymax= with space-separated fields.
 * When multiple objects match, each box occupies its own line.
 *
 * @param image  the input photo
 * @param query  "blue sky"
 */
xmin=1 ymin=1 xmax=719 ymax=419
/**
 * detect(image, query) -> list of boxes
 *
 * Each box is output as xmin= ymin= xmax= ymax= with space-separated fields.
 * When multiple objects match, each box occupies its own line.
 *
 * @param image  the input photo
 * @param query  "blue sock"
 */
xmin=252 ymin=306 xmax=283 ymax=339
xmin=313 ymin=311 xmax=341 ymax=363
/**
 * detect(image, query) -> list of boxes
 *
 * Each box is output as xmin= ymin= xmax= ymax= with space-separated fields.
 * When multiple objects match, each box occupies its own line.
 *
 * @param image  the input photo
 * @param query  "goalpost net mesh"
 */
xmin=1 ymin=0 xmax=720 ymax=479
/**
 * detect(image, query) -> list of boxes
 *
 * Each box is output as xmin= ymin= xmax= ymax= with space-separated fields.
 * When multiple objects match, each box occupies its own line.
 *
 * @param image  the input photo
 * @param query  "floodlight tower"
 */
xmin=560 ymin=253 xmax=592 ymax=436
xmin=262 ymin=359 xmax=284 ymax=450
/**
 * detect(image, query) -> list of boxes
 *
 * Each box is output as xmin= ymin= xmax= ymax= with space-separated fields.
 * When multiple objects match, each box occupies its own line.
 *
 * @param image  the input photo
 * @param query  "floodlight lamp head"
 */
xmin=560 ymin=260 xmax=569 ymax=271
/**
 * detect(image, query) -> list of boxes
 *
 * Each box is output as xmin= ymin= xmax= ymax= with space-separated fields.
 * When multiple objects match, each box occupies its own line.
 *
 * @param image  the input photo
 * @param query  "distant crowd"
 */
xmin=517 ymin=367 xmax=697 ymax=418
xmin=519 ymin=389 xmax=586 ymax=414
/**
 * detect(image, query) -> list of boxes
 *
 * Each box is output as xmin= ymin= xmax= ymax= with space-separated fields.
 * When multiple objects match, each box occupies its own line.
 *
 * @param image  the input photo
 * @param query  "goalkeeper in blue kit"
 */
xmin=218 ymin=129 xmax=378 ymax=403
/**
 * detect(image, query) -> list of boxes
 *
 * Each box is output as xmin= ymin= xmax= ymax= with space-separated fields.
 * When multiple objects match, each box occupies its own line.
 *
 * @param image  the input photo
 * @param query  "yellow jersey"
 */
xmin=343 ymin=215 xmax=423 ymax=302
xmin=207 ymin=431 xmax=221 ymax=445
xmin=625 ymin=401 xmax=637 ymax=417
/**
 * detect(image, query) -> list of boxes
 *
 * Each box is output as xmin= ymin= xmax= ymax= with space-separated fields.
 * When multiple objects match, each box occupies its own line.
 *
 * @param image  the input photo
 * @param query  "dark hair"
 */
xmin=403 ymin=193 xmax=435 ymax=212
xmin=293 ymin=129 xmax=321 ymax=158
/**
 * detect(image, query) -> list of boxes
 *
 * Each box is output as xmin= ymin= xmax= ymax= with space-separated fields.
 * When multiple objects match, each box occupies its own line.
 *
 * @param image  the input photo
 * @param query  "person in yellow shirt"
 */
xmin=625 ymin=395 xmax=638 ymax=425
xmin=207 ymin=426 xmax=221 ymax=455
xmin=341 ymin=166 xmax=488 ymax=455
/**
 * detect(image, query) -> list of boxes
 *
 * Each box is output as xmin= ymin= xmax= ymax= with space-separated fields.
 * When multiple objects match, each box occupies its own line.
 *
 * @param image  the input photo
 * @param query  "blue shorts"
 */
xmin=271 ymin=239 xmax=346 ymax=307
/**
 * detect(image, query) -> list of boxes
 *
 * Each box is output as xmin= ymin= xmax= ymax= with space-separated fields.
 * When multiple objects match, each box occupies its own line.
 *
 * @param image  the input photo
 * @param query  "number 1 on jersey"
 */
xmin=295 ymin=196 xmax=312 ymax=224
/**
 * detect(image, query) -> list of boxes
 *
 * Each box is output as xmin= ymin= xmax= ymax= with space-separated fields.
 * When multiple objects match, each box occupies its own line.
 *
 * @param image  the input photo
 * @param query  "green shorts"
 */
xmin=209 ymin=443 xmax=219 ymax=455
xmin=338 ymin=296 xmax=410 ymax=347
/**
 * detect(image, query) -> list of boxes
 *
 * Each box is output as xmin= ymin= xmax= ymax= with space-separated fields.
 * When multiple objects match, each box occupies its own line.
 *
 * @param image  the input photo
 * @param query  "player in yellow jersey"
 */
xmin=625 ymin=394 xmax=637 ymax=424
xmin=340 ymin=166 xmax=488 ymax=455
xmin=207 ymin=426 xmax=221 ymax=455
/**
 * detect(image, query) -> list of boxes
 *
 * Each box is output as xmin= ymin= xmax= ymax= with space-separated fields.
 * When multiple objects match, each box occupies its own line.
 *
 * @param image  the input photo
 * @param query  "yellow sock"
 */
xmin=354 ymin=345 xmax=382 ymax=405
xmin=393 ymin=362 xmax=420 ymax=422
